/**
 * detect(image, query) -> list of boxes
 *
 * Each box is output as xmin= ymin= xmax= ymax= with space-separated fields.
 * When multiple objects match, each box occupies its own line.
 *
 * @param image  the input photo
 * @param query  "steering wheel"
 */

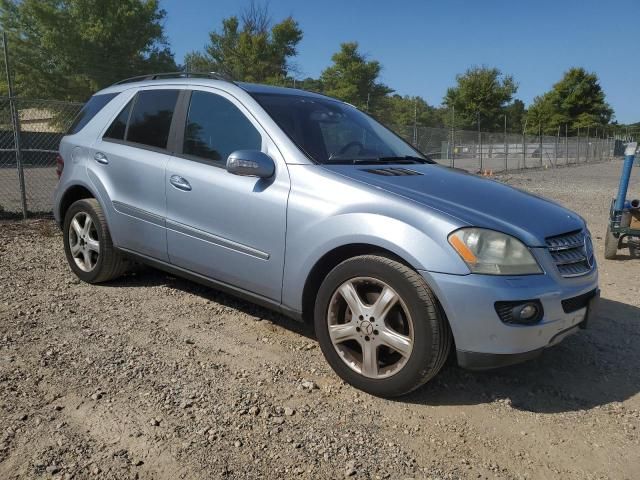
xmin=338 ymin=140 xmax=365 ymax=155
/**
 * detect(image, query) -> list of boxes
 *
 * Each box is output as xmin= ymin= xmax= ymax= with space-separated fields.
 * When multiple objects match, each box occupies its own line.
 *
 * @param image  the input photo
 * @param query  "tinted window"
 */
xmin=183 ymin=91 xmax=261 ymax=163
xmin=252 ymin=93 xmax=425 ymax=164
xmin=68 ymin=93 xmax=118 ymax=135
xmin=103 ymin=99 xmax=133 ymax=140
xmin=126 ymin=90 xmax=179 ymax=149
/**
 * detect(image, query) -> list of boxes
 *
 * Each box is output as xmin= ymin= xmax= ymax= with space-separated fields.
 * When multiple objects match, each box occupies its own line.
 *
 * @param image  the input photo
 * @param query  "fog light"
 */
xmin=516 ymin=303 xmax=538 ymax=321
xmin=495 ymin=300 xmax=544 ymax=325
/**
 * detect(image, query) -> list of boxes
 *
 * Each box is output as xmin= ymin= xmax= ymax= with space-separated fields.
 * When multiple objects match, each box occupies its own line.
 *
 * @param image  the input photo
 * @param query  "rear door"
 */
xmin=90 ymin=88 xmax=183 ymax=261
xmin=165 ymin=88 xmax=290 ymax=302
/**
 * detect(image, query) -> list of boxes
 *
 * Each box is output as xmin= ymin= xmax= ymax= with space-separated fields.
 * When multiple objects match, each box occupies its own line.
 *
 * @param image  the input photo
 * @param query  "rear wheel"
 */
xmin=63 ymin=198 xmax=127 ymax=283
xmin=314 ymin=255 xmax=451 ymax=397
xmin=604 ymin=225 xmax=618 ymax=260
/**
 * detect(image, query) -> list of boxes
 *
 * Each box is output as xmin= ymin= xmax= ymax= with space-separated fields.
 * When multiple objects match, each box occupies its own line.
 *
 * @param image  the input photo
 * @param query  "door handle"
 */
xmin=94 ymin=152 xmax=108 ymax=164
xmin=169 ymin=175 xmax=192 ymax=191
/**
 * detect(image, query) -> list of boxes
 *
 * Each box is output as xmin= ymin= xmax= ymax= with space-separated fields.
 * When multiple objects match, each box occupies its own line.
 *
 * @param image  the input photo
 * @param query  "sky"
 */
xmin=161 ymin=0 xmax=639 ymax=124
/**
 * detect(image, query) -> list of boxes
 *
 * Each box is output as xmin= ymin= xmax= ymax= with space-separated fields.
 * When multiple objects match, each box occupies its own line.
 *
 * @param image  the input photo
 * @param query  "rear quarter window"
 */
xmin=67 ymin=92 xmax=119 ymax=135
xmin=126 ymin=90 xmax=180 ymax=149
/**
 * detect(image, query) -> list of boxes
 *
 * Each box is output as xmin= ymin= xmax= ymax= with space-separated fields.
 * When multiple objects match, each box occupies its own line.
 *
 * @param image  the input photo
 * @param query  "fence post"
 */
xmin=539 ymin=125 xmax=543 ymax=167
xmin=504 ymin=115 xmax=508 ymax=172
xmin=565 ymin=124 xmax=569 ymax=165
xmin=450 ymin=106 xmax=455 ymax=168
xmin=477 ymin=114 xmax=482 ymax=173
xmin=555 ymin=126 xmax=559 ymax=167
xmin=586 ymin=127 xmax=590 ymax=163
xmin=522 ymin=131 xmax=526 ymax=169
xmin=577 ymin=127 xmax=581 ymax=163
xmin=3 ymin=32 xmax=27 ymax=219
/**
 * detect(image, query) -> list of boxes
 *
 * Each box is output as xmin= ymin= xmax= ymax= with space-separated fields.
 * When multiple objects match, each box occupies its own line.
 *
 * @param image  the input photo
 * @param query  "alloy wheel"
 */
xmin=327 ymin=277 xmax=414 ymax=379
xmin=68 ymin=211 xmax=100 ymax=272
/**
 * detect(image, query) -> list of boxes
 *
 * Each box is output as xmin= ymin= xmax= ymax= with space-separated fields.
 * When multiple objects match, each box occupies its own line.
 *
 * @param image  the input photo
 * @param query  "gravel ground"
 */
xmin=1 ymin=160 xmax=639 ymax=479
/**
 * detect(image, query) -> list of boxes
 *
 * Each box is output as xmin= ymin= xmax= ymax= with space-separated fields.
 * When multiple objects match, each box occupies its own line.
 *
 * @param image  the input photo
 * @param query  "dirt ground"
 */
xmin=0 ymin=160 xmax=638 ymax=480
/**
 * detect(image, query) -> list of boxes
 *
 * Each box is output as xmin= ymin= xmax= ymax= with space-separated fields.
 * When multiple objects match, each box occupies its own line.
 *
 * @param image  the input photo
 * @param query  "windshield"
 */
xmin=251 ymin=93 xmax=428 ymax=164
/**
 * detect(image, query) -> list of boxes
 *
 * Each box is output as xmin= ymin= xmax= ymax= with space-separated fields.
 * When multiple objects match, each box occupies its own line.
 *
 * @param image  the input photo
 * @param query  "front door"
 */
xmin=165 ymin=89 xmax=290 ymax=302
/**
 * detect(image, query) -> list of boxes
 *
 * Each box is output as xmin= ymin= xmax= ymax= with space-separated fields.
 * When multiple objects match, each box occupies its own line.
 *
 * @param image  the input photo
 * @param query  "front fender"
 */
xmin=281 ymin=212 xmax=469 ymax=312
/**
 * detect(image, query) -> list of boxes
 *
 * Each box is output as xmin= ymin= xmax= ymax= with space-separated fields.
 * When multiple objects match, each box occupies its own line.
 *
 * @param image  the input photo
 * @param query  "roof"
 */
xmin=97 ymin=72 xmax=329 ymax=101
xmin=237 ymin=82 xmax=328 ymax=99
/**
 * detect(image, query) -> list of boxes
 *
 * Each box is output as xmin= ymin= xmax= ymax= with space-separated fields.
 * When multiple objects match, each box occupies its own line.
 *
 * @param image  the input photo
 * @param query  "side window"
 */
xmin=126 ymin=90 xmax=179 ymax=149
xmin=183 ymin=91 xmax=261 ymax=163
xmin=103 ymin=98 xmax=133 ymax=140
xmin=68 ymin=92 xmax=118 ymax=135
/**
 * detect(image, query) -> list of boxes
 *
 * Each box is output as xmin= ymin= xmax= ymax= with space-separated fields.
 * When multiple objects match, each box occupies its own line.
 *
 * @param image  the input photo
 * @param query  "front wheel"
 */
xmin=314 ymin=255 xmax=451 ymax=397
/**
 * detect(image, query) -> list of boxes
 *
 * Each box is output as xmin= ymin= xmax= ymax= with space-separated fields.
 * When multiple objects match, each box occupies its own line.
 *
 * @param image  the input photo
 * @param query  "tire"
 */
xmin=63 ymin=198 xmax=128 ymax=283
xmin=314 ymin=255 xmax=451 ymax=397
xmin=604 ymin=225 xmax=618 ymax=260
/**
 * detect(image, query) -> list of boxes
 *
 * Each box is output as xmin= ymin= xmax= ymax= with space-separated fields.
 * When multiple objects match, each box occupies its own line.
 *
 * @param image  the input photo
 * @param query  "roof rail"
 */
xmin=113 ymin=71 xmax=235 ymax=86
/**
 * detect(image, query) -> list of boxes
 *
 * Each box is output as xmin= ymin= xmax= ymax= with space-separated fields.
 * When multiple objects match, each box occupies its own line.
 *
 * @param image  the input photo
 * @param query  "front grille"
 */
xmin=561 ymin=289 xmax=597 ymax=313
xmin=495 ymin=302 xmax=516 ymax=324
xmin=546 ymin=230 xmax=594 ymax=278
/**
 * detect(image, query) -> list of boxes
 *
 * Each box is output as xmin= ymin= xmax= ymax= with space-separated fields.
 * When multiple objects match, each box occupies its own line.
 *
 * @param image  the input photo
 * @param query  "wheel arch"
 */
xmin=58 ymin=183 xmax=98 ymax=224
xmin=300 ymin=243 xmax=427 ymax=324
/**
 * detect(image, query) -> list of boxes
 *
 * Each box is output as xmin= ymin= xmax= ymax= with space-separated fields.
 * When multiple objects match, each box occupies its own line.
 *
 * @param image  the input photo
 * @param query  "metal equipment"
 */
xmin=605 ymin=142 xmax=640 ymax=259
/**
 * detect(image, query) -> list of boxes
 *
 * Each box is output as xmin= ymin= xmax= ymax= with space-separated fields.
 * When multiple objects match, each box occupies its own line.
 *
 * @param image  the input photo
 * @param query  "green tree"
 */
xmin=184 ymin=2 xmax=302 ymax=84
xmin=443 ymin=66 xmax=518 ymax=131
xmin=320 ymin=42 xmax=392 ymax=113
xmin=504 ymin=99 xmax=526 ymax=133
xmin=377 ymin=95 xmax=441 ymax=128
xmin=526 ymin=68 xmax=613 ymax=134
xmin=295 ymin=76 xmax=323 ymax=93
xmin=0 ymin=0 xmax=176 ymax=101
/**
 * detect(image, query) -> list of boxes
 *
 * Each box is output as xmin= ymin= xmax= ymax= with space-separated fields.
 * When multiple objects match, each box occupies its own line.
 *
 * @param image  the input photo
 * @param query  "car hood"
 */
xmin=322 ymin=163 xmax=584 ymax=247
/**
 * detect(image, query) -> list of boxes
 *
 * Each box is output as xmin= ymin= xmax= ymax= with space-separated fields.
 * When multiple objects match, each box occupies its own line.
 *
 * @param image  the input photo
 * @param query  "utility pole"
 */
xmin=3 ymin=32 xmax=27 ymax=219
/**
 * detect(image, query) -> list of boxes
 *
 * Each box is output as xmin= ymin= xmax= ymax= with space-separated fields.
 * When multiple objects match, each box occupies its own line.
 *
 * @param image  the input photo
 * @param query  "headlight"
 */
xmin=448 ymin=228 xmax=542 ymax=275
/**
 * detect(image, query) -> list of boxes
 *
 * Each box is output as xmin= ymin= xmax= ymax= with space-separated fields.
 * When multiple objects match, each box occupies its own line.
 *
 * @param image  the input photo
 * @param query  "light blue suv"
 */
xmin=54 ymin=73 xmax=599 ymax=397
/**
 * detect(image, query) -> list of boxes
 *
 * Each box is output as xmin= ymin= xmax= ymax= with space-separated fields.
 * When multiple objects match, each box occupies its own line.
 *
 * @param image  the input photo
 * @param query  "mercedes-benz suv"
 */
xmin=53 ymin=73 xmax=599 ymax=397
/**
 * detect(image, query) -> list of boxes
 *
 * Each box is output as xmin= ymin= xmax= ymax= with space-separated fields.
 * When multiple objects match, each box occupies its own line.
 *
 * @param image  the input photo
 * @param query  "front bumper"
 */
xmin=420 ymin=254 xmax=599 ymax=369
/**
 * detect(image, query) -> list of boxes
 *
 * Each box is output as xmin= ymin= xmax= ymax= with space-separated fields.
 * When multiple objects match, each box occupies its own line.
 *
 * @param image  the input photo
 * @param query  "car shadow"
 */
xmin=402 ymin=297 xmax=640 ymax=413
xmin=105 ymin=266 xmax=316 ymax=340
xmin=107 ymin=269 xmax=639 ymax=413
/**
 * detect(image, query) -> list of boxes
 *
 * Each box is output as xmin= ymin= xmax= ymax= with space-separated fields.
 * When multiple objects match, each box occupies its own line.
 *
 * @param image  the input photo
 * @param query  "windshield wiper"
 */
xmin=323 ymin=156 xmax=432 ymax=165
xmin=377 ymin=155 xmax=434 ymax=164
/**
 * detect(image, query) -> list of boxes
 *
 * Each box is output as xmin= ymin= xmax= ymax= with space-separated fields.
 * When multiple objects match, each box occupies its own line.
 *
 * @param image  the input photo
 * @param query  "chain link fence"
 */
xmin=406 ymin=125 xmax=619 ymax=173
xmin=0 ymin=98 xmax=82 ymax=217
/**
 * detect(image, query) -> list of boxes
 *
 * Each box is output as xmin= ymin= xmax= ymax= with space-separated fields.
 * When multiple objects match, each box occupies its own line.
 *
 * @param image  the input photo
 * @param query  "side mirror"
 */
xmin=226 ymin=150 xmax=275 ymax=178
